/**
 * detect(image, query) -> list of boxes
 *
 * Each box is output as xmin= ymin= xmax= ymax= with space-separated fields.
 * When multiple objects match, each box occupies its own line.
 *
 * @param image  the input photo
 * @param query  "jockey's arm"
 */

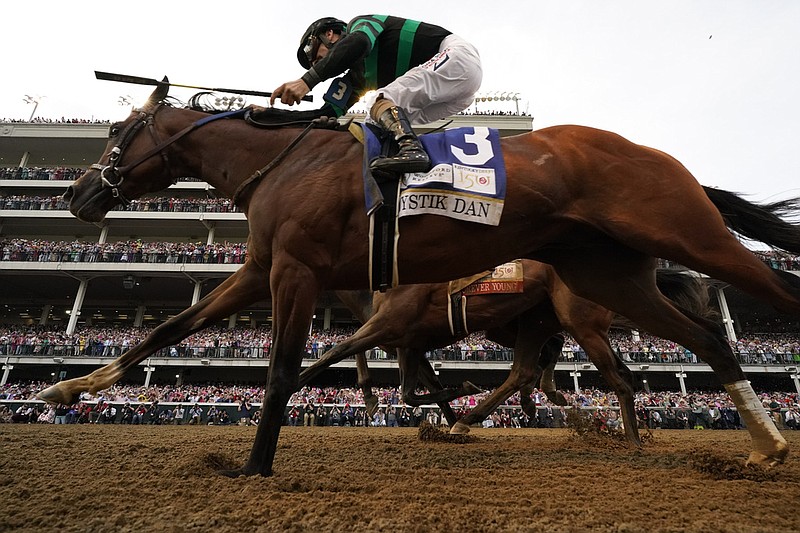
xmin=301 ymin=31 xmax=371 ymax=90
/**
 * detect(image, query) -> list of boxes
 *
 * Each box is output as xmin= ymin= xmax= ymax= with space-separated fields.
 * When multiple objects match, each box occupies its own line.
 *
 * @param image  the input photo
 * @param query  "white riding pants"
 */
xmin=365 ymin=33 xmax=483 ymax=125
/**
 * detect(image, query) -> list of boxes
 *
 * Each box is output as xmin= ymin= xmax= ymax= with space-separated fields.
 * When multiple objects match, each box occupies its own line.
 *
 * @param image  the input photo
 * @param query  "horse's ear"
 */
xmin=144 ymin=76 xmax=170 ymax=108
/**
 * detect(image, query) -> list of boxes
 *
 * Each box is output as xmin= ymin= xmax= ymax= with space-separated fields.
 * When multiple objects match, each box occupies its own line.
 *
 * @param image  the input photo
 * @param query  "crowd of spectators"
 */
xmin=0 ymin=167 xmax=203 ymax=182
xmin=0 ymin=324 xmax=360 ymax=360
xmin=1 ymin=323 xmax=799 ymax=365
xmin=1 ymin=108 xmax=527 ymax=126
xmin=0 ymin=117 xmax=111 ymax=124
xmin=1 ymin=193 xmax=239 ymax=213
xmin=2 ymin=238 xmax=247 ymax=264
xmin=4 ymin=234 xmax=799 ymax=273
xmin=1 ymin=380 xmax=797 ymax=431
xmin=1 ymin=167 xmax=84 ymax=180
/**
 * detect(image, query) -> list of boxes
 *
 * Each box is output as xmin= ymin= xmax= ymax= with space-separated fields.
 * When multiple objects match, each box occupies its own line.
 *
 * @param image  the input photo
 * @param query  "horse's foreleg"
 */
xmin=399 ymin=348 xmax=481 ymax=409
xmin=38 ymin=261 xmax=268 ymax=405
xmin=235 ymin=265 xmax=319 ymax=477
xmin=298 ymin=319 xmax=397 ymax=387
xmin=452 ymin=310 xmax=556 ymax=434
xmin=355 ymin=353 xmax=379 ymax=416
xmin=550 ymin=278 xmax=642 ymax=446
xmin=414 ymin=355 xmax=462 ymax=426
xmin=538 ymin=335 xmax=567 ymax=406
xmin=519 ymin=383 xmax=537 ymax=418
xmin=572 ymin=328 xmax=640 ymax=446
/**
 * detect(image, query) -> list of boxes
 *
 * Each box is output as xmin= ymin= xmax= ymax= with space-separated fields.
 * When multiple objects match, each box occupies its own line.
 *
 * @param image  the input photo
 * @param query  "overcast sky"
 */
xmin=3 ymin=1 xmax=798 ymax=200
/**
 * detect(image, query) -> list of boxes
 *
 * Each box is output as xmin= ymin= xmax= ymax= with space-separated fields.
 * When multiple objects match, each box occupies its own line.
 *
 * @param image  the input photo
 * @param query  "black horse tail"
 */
xmin=702 ymin=185 xmax=800 ymax=254
xmin=611 ymin=268 xmax=716 ymax=328
xmin=654 ymin=269 xmax=717 ymax=320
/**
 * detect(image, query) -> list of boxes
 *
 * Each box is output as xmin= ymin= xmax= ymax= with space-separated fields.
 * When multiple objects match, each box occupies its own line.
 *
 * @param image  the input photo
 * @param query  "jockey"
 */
xmin=270 ymin=15 xmax=482 ymax=177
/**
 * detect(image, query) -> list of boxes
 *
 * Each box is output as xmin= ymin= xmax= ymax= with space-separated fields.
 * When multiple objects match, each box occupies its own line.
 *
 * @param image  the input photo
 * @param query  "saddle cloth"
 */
xmin=360 ymin=124 xmax=508 ymax=226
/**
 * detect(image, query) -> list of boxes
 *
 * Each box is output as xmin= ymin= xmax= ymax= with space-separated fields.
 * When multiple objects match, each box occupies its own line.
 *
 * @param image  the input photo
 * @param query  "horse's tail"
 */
xmin=653 ymin=269 xmax=717 ymax=320
xmin=612 ymin=269 xmax=716 ymax=329
xmin=702 ymin=185 xmax=800 ymax=254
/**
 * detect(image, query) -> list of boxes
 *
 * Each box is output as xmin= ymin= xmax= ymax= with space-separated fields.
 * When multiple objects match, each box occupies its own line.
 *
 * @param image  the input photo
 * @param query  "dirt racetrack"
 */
xmin=1 ymin=425 xmax=799 ymax=533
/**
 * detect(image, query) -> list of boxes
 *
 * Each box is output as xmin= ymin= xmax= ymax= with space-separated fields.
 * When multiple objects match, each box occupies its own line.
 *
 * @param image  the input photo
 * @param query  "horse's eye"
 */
xmin=109 ymin=125 xmax=121 ymax=138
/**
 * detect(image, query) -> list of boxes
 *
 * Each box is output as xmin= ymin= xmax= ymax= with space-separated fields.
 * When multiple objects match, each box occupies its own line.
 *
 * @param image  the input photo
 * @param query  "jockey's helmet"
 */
xmin=297 ymin=17 xmax=347 ymax=69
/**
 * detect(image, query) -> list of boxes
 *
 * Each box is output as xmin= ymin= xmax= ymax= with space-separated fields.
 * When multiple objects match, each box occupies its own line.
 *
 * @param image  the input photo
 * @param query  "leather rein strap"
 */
xmin=231 ymin=121 xmax=316 ymax=207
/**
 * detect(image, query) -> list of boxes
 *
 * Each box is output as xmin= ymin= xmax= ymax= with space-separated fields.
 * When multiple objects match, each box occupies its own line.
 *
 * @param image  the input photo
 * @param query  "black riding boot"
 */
xmin=369 ymin=106 xmax=431 ymax=176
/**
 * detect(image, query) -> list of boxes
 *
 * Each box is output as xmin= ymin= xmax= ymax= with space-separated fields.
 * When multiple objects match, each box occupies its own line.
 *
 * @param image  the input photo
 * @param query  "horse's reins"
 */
xmin=93 ymin=105 xmax=322 ymax=209
xmin=230 ymin=121 xmax=316 ymax=206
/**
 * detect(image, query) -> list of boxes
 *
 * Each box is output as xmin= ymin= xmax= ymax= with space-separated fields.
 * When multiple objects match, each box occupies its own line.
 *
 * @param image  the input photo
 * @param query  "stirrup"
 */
xmin=369 ymin=150 xmax=430 ymax=176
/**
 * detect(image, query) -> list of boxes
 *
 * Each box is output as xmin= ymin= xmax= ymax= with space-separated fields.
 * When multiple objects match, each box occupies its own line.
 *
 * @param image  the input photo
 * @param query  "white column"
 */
xmin=324 ymin=307 xmax=332 ymax=330
xmin=143 ymin=364 xmax=155 ymax=387
xmin=66 ymin=279 xmax=88 ymax=335
xmin=192 ymin=281 xmax=203 ymax=305
xmin=228 ymin=314 xmax=237 ymax=329
xmin=134 ymin=305 xmax=146 ymax=327
xmin=1 ymin=361 xmax=13 ymax=387
xmin=39 ymin=304 xmax=52 ymax=326
xmin=98 ymin=224 xmax=109 ymax=244
xmin=791 ymin=372 xmax=800 ymax=396
xmin=206 ymin=222 xmax=216 ymax=245
xmin=570 ymin=364 xmax=581 ymax=394
xmin=675 ymin=367 xmax=688 ymax=396
xmin=715 ymin=286 xmax=737 ymax=342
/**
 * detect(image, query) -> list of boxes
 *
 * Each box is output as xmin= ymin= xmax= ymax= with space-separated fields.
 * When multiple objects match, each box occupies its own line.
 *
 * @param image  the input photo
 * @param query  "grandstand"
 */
xmin=1 ymin=110 xmax=799 ymax=396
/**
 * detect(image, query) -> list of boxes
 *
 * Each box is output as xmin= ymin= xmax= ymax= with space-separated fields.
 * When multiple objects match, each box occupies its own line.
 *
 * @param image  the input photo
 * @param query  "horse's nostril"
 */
xmin=63 ymin=186 xmax=74 ymax=201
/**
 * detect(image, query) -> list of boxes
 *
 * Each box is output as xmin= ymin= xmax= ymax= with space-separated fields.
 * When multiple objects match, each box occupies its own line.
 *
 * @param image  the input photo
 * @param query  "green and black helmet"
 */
xmin=297 ymin=17 xmax=347 ymax=69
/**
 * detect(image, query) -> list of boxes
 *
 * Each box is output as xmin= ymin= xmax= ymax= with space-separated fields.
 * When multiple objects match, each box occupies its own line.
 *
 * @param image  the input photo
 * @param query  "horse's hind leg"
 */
xmin=38 ymin=260 xmax=268 ymax=405
xmin=553 ymin=253 xmax=788 ymax=465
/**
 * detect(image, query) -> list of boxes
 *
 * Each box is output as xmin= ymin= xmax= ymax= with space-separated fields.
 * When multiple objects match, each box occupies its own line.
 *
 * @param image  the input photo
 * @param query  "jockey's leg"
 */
xmin=368 ymin=97 xmax=430 ymax=176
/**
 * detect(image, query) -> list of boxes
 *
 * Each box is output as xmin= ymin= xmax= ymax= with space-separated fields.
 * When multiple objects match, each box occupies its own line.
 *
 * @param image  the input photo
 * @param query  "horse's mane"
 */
xmin=180 ymin=91 xmax=335 ymax=128
xmin=185 ymin=92 xmax=241 ymax=114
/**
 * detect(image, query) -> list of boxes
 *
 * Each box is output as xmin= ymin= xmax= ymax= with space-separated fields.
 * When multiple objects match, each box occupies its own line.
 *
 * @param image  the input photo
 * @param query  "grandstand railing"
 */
xmin=2 ymin=342 xmax=798 ymax=365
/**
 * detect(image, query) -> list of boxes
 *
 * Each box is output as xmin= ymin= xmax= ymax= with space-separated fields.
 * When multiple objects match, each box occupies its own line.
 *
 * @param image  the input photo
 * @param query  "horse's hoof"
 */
xmin=450 ymin=421 xmax=471 ymax=435
xmin=37 ymin=383 xmax=78 ymax=405
xmin=218 ymin=468 xmax=246 ymax=478
xmin=218 ymin=465 xmax=272 ymax=478
xmin=746 ymin=445 xmax=789 ymax=468
xmin=463 ymin=381 xmax=483 ymax=395
xmin=365 ymin=396 xmax=379 ymax=417
xmin=544 ymin=390 xmax=568 ymax=406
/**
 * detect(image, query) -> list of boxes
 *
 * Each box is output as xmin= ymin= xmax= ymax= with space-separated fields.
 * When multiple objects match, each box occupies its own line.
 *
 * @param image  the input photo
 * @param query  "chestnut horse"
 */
xmin=40 ymin=81 xmax=800 ymax=475
xmin=310 ymin=264 xmax=712 ymax=446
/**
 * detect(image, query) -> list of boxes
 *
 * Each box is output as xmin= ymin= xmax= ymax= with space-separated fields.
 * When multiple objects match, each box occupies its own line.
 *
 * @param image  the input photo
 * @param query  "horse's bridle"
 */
xmin=90 ymin=105 xmax=250 ymax=207
xmin=90 ymin=106 xmax=174 ymax=207
xmin=89 ymin=104 xmax=320 ymax=209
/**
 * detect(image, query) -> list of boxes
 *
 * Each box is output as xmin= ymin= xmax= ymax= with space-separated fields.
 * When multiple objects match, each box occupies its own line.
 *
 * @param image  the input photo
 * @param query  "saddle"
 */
xmin=244 ymin=107 xmax=343 ymax=130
